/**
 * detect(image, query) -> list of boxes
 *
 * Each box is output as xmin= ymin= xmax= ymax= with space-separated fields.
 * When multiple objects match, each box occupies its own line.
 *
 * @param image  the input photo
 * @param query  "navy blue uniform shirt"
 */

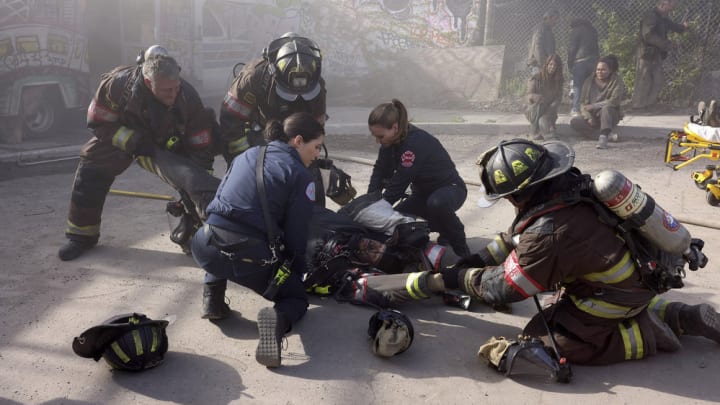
xmin=368 ymin=124 xmax=464 ymax=204
xmin=206 ymin=141 xmax=316 ymax=275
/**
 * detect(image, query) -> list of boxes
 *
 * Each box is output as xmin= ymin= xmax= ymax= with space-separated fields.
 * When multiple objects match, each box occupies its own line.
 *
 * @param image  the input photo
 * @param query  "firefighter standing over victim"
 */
xmin=367 ymin=99 xmax=470 ymax=257
xmin=219 ymin=33 xmax=327 ymax=163
xmin=362 ymin=139 xmax=718 ymax=368
xmin=58 ymin=49 xmax=220 ymax=261
xmin=191 ymin=112 xmax=324 ymax=368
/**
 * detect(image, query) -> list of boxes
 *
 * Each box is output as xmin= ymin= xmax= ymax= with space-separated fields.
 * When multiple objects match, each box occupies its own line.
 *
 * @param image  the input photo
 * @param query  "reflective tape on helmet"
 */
xmin=405 ymin=272 xmax=429 ymax=300
xmin=223 ymin=92 xmax=252 ymax=119
xmin=569 ymin=294 xmax=647 ymax=319
xmin=112 ymin=127 xmax=135 ymax=151
xmin=619 ymin=318 xmax=644 ymax=360
xmin=110 ymin=341 xmax=131 ymax=363
xmin=503 ymin=250 xmax=543 ymax=298
xmin=581 ymin=251 xmax=635 ymax=284
xmin=132 ymin=329 xmax=143 ymax=355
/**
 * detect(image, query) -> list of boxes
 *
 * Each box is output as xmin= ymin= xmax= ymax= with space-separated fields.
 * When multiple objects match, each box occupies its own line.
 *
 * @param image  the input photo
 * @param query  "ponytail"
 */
xmin=368 ymin=98 xmax=409 ymax=141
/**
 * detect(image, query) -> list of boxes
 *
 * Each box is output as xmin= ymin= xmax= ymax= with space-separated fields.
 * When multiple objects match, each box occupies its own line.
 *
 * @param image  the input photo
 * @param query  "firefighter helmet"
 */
xmin=136 ymin=45 xmax=169 ymax=65
xmin=476 ymin=139 xmax=574 ymax=201
xmin=266 ymin=36 xmax=322 ymax=101
xmin=368 ymin=309 xmax=414 ymax=357
xmin=72 ymin=313 xmax=169 ymax=371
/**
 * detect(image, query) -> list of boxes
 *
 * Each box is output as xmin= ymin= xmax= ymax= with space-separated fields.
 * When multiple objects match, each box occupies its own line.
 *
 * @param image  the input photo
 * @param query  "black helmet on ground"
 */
xmin=72 ymin=313 xmax=169 ymax=371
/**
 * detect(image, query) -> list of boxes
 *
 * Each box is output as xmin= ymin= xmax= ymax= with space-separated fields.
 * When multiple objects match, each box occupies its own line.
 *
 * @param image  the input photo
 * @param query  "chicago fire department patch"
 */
xmin=400 ymin=150 xmax=416 ymax=168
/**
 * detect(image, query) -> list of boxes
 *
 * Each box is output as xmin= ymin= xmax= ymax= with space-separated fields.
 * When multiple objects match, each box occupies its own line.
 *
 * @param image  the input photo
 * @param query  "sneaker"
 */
xmin=570 ymin=110 xmax=581 ymax=117
xmin=255 ymin=307 xmax=289 ymax=368
xmin=608 ymin=132 xmax=619 ymax=142
xmin=58 ymin=238 xmax=98 ymax=261
xmin=596 ymin=134 xmax=608 ymax=149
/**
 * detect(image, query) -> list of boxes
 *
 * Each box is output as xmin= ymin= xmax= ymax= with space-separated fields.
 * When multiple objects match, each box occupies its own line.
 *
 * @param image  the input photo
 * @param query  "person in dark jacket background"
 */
xmin=367 ymin=99 xmax=469 ymax=257
xmin=191 ymin=112 xmax=324 ymax=368
xmin=631 ymin=0 xmax=688 ymax=111
xmin=567 ymin=18 xmax=599 ymax=116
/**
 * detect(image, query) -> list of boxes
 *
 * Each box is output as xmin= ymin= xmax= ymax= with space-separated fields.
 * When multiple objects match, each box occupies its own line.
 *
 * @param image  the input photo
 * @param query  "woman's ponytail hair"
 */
xmin=265 ymin=112 xmax=324 ymax=143
xmin=368 ymin=98 xmax=408 ymax=141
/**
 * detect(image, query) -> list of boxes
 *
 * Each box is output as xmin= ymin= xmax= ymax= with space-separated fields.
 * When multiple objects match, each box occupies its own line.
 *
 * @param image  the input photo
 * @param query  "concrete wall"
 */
xmin=198 ymin=0 xmax=503 ymax=109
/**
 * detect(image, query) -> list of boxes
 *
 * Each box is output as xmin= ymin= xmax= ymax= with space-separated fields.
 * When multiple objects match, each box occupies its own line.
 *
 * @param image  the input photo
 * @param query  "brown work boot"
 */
xmin=679 ymin=303 xmax=720 ymax=343
xmin=255 ymin=307 xmax=290 ymax=368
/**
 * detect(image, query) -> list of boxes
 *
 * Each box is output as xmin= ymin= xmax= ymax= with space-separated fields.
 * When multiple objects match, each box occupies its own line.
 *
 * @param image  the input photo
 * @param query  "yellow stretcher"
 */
xmin=664 ymin=122 xmax=720 ymax=206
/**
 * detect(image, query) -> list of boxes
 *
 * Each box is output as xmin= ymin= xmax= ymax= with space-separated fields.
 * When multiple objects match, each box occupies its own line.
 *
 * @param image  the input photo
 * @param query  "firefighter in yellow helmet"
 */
xmin=361 ymin=138 xmax=718 ymax=372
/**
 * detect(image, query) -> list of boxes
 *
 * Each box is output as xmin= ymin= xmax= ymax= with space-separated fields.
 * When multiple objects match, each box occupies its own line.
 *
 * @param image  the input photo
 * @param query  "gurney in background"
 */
xmin=665 ymin=121 xmax=720 ymax=207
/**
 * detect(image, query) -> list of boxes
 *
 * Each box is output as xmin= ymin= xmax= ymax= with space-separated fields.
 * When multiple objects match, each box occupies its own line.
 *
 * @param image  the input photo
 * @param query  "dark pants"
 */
xmin=191 ymin=224 xmax=309 ymax=324
xmin=65 ymin=138 xmax=220 ymax=241
xmin=632 ymin=54 xmax=664 ymax=109
xmin=395 ymin=183 xmax=469 ymax=256
xmin=569 ymin=106 xmax=621 ymax=136
xmin=571 ymin=58 xmax=597 ymax=113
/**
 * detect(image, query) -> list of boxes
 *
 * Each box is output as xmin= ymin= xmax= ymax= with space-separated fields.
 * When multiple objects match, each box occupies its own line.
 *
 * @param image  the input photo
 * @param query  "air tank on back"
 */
xmin=591 ymin=169 xmax=691 ymax=255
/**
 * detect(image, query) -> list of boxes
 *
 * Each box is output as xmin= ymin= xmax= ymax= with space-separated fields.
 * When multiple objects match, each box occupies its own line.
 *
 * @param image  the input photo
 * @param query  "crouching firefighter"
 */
xmin=59 ymin=49 xmax=220 ymax=260
xmin=358 ymin=138 xmax=717 ymax=378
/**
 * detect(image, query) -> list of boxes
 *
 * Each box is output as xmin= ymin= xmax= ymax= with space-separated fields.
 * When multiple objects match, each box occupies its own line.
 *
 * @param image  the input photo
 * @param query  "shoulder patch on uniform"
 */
xmin=306 ymin=182 xmax=316 ymax=201
xmin=400 ymin=150 xmax=416 ymax=168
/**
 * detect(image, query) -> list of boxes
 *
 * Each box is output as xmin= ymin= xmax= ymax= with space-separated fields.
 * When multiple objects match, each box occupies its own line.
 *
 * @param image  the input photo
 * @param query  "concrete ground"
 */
xmin=1 ymin=108 xmax=720 ymax=404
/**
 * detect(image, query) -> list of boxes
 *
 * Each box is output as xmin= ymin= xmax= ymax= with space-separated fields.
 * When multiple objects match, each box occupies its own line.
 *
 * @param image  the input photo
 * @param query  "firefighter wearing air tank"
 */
xmin=365 ymin=139 xmax=718 ymax=368
xmin=219 ymin=33 xmax=327 ymax=163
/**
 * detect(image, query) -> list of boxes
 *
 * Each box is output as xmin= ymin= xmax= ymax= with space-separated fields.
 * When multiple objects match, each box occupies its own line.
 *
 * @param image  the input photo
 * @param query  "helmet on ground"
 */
xmin=368 ymin=309 xmax=414 ymax=357
xmin=72 ymin=313 xmax=169 ymax=371
xmin=476 ymin=139 xmax=574 ymax=201
xmin=136 ymin=45 xmax=170 ymax=64
xmin=266 ymin=36 xmax=322 ymax=101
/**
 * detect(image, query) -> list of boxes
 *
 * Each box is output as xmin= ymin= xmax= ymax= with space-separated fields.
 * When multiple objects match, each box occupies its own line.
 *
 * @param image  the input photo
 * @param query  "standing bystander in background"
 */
xmin=632 ymin=0 xmax=688 ymax=111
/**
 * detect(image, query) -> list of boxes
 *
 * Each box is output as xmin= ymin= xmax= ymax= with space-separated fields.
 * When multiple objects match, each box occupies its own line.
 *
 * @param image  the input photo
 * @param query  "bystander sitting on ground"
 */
xmin=570 ymin=55 xmax=625 ymax=149
xmin=525 ymin=54 xmax=563 ymax=140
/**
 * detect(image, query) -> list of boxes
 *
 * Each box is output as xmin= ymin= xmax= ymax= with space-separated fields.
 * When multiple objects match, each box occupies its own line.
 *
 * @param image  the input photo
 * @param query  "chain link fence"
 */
xmin=485 ymin=0 xmax=720 ymax=106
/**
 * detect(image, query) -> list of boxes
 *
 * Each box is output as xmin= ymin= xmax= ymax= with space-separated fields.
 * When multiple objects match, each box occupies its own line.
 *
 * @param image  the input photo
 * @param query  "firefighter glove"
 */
xmin=133 ymin=135 xmax=156 ymax=157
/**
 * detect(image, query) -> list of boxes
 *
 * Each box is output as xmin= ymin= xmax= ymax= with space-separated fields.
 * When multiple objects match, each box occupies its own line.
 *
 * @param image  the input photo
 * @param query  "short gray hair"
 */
xmin=142 ymin=54 xmax=180 ymax=82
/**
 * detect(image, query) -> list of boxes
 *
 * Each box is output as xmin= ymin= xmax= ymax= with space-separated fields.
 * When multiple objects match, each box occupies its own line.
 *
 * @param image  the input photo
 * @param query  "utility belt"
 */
xmin=207 ymin=224 xmax=276 ymax=267
xmin=207 ymin=223 xmax=292 ymax=301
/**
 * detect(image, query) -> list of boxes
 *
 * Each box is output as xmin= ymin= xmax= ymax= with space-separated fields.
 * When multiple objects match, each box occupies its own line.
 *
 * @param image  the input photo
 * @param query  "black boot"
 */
xmin=678 ymin=303 xmax=720 ymax=343
xmin=255 ymin=307 xmax=291 ymax=368
xmin=202 ymin=281 xmax=230 ymax=320
xmin=58 ymin=237 xmax=98 ymax=261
